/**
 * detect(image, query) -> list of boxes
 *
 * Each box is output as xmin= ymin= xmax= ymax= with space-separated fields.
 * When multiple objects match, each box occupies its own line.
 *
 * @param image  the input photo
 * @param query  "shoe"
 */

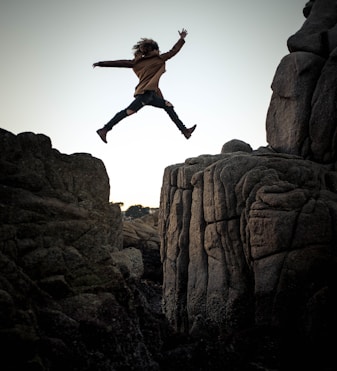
xmin=183 ymin=124 xmax=197 ymax=139
xmin=97 ymin=128 xmax=108 ymax=143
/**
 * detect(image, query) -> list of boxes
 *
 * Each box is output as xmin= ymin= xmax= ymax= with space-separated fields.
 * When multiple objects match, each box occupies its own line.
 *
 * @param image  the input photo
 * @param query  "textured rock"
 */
xmin=0 ymin=129 xmax=166 ymax=371
xmin=288 ymin=0 xmax=337 ymax=56
xmin=266 ymin=52 xmax=325 ymax=157
xmin=267 ymin=0 xmax=337 ymax=163
xmin=159 ymin=4 xmax=337 ymax=367
xmin=309 ymin=47 xmax=337 ymax=162
xmin=159 ymin=145 xmax=337 ymax=368
xmin=221 ymin=139 xmax=252 ymax=154
xmin=123 ymin=211 xmax=161 ymax=282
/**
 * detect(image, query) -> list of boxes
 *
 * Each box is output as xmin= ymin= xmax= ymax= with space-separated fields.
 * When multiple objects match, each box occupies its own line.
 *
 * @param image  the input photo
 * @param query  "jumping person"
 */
xmin=93 ymin=28 xmax=196 ymax=143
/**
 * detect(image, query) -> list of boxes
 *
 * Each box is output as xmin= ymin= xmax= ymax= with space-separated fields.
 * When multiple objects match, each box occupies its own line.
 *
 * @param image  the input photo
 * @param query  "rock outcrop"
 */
xmin=123 ymin=211 xmax=162 ymax=282
xmin=159 ymin=1 xmax=337 ymax=369
xmin=268 ymin=0 xmax=337 ymax=163
xmin=0 ymin=129 xmax=166 ymax=370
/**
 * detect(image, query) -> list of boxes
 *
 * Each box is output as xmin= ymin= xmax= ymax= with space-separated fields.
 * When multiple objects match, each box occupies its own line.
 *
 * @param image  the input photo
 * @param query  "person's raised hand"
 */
xmin=179 ymin=28 xmax=188 ymax=39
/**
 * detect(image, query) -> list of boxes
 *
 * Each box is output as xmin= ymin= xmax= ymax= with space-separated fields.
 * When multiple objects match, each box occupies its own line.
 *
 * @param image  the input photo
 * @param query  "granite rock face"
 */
xmin=160 ymin=149 xmax=337 ymax=335
xmin=159 ymin=1 xmax=337 ymax=369
xmin=0 ymin=129 xmax=166 ymax=371
xmin=160 ymin=148 xmax=337 ymax=370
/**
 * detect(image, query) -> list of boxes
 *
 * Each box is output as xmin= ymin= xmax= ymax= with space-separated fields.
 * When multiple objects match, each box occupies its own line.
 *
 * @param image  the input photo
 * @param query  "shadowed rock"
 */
xmin=159 ymin=2 xmax=337 ymax=369
xmin=0 ymin=129 xmax=165 ymax=370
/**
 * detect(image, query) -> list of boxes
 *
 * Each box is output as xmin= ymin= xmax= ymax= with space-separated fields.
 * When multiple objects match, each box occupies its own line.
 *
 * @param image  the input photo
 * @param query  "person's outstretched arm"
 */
xmin=92 ymin=59 xmax=134 ymax=68
xmin=160 ymin=28 xmax=188 ymax=61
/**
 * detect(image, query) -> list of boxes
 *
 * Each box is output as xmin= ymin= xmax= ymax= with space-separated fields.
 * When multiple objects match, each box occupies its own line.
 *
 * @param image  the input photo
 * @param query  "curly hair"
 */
xmin=132 ymin=38 xmax=159 ymax=57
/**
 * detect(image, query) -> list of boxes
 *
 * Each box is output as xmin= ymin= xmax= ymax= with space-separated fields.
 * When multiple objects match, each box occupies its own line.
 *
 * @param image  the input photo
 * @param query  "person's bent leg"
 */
xmin=96 ymin=96 xmax=143 ymax=143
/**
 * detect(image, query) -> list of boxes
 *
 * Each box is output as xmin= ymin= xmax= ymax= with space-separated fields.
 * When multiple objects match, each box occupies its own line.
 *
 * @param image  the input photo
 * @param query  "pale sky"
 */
xmin=1 ymin=0 xmax=306 ymax=211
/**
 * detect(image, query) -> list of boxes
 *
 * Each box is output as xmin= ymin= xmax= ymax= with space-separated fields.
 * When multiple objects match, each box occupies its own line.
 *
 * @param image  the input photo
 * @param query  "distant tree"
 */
xmin=125 ymin=204 xmax=150 ymax=219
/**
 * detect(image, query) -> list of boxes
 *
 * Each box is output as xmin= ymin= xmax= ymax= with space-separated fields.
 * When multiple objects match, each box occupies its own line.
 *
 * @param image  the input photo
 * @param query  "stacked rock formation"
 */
xmin=268 ymin=0 xmax=337 ymax=162
xmin=159 ymin=1 xmax=337 ymax=369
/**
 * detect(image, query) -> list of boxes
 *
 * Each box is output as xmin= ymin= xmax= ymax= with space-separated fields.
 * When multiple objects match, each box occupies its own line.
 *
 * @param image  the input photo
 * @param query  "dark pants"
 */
xmin=104 ymin=90 xmax=187 ymax=132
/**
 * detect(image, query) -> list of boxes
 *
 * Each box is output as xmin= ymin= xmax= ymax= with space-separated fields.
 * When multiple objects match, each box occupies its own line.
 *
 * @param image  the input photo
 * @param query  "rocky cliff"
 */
xmin=159 ymin=0 xmax=337 ymax=370
xmin=0 ymin=129 xmax=167 ymax=370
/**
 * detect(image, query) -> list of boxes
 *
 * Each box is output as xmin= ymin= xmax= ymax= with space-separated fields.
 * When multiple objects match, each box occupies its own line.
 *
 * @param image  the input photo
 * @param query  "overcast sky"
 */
xmin=1 ymin=0 xmax=307 ymax=210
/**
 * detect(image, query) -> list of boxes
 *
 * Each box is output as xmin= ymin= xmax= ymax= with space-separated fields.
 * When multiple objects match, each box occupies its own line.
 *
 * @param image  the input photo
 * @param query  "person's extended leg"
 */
xmin=148 ymin=92 xmax=196 ymax=139
xmin=164 ymin=103 xmax=196 ymax=139
xmin=96 ymin=96 xmax=144 ymax=143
